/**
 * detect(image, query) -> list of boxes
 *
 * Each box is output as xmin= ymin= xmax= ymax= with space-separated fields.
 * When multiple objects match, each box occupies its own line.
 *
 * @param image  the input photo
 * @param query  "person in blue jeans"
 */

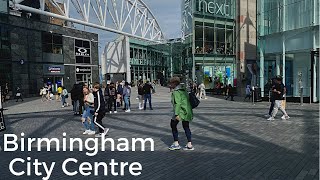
xmin=81 ymin=86 xmax=96 ymax=135
xmin=123 ymin=82 xmax=131 ymax=112
xmin=143 ymin=81 xmax=153 ymax=110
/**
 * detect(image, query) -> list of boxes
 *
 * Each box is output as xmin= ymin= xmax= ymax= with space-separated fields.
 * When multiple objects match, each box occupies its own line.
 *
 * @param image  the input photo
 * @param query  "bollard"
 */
xmin=309 ymin=87 xmax=312 ymax=104
xmin=0 ymin=86 xmax=6 ymax=132
xmin=300 ymin=87 xmax=303 ymax=106
xmin=252 ymin=86 xmax=255 ymax=105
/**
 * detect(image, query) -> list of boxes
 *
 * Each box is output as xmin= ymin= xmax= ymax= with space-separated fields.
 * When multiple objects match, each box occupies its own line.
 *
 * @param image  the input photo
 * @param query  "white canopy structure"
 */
xmin=9 ymin=0 xmax=165 ymax=42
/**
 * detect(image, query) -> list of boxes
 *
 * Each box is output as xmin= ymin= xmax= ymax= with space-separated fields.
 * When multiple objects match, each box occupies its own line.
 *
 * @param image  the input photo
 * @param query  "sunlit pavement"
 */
xmin=0 ymin=86 xmax=318 ymax=180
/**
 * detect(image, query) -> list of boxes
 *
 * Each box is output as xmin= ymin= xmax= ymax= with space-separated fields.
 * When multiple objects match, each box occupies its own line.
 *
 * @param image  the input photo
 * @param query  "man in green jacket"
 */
xmin=168 ymin=76 xmax=194 ymax=151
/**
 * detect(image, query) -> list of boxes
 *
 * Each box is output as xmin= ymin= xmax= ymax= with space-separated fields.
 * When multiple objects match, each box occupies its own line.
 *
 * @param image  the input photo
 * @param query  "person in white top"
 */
xmin=81 ymin=86 xmax=96 ymax=135
xmin=198 ymin=83 xmax=207 ymax=99
xmin=40 ymin=87 xmax=48 ymax=102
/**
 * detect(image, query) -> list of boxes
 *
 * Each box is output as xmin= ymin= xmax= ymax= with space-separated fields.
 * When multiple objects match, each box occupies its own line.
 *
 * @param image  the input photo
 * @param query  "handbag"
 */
xmin=65 ymin=94 xmax=69 ymax=98
xmin=16 ymin=93 xmax=21 ymax=97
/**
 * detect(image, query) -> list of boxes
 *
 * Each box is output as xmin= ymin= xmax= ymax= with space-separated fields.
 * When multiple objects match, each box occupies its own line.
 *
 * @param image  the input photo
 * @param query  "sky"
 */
xmin=143 ymin=0 xmax=182 ymax=39
xmin=84 ymin=0 xmax=182 ymax=44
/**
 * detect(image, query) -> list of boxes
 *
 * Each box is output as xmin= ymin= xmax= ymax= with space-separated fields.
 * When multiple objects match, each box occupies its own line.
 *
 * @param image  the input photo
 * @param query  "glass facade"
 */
xmin=182 ymin=0 xmax=236 ymax=88
xmin=129 ymin=40 xmax=170 ymax=85
xmin=257 ymin=0 xmax=320 ymax=101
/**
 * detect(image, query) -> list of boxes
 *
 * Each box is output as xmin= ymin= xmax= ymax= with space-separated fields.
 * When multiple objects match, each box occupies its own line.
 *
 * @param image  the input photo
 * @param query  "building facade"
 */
xmin=257 ymin=0 xmax=319 ymax=102
xmin=102 ymin=36 xmax=171 ymax=85
xmin=181 ymin=0 xmax=257 ymax=93
xmin=0 ymin=1 xmax=99 ymax=97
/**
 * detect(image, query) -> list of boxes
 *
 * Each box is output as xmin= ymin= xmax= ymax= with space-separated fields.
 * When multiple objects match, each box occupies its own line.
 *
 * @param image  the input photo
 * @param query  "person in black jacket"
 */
xmin=70 ymin=84 xmax=82 ymax=115
xmin=143 ymin=81 xmax=153 ymax=110
xmin=92 ymin=82 xmax=109 ymax=137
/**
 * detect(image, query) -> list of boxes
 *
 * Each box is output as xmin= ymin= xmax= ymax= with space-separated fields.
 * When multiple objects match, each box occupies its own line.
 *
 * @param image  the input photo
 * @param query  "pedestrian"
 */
xmin=61 ymin=86 xmax=69 ymax=107
xmin=81 ymin=86 xmax=96 ymax=135
xmin=244 ymin=85 xmax=251 ymax=101
xmin=109 ymin=82 xmax=117 ymax=113
xmin=57 ymin=85 xmax=63 ymax=101
xmin=123 ymin=82 xmax=131 ymax=112
xmin=104 ymin=83 xmax=111 ymax=113
xmin=117 ymin=81 xmax=124 ymax=109
xmin=92 ymin=82 xmax=108 ymax=137
xmin=168 ymin=76 xmax=194 ymax=151
xmin=47 ymin=85 xmax=52 ymax=100
xmin=198 ymin=82 xmax=207 ymax=99
xmin=143 ymin=80 xmax=153 ymax=110
xmin=265 ymin=78 xmax=276 ymax=118
xmin=15 ymin=87 xmax=24 ymax=102
xmin=137 ymin=80 xmax=144 ymax=110
xmin=267 ymin=76 xmax=290 ymax=121
xmin=70 ymin=84 xmax=81 ymax=115
xmin=225 ymin=84 xmax=234 ymax=101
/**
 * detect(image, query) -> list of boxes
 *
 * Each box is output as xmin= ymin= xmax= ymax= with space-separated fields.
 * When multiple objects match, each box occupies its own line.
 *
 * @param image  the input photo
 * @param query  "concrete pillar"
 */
xmin=259 ymin=47 xmax=265 ymax=97
xmin=282 ymin=0 xmax=286 ymax=84
xmin=124 ymin=36 xmax=131 ymax=83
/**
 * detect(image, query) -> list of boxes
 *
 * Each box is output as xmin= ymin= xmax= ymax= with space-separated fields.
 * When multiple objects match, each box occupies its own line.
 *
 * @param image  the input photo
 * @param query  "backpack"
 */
xmin=189 ymin=91 xmax=200 ymax=109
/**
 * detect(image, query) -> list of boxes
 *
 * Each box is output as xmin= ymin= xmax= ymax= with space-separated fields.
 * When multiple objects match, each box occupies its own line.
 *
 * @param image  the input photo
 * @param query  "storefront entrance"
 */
xmin=43 ymin=76 xmax=63 ymax=93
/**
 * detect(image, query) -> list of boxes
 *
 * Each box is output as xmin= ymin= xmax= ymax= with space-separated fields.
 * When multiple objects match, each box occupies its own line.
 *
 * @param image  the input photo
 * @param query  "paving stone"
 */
xmin=0 ymin=87 xmax=318 ymax=180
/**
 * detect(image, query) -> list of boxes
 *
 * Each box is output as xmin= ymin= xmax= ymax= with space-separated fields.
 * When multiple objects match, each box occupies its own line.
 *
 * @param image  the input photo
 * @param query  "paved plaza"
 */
xmin=0 ymin=87 xmax=319 ymax=180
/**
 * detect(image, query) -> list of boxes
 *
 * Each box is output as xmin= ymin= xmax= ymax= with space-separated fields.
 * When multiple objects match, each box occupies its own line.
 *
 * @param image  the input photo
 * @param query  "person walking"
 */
xmin=81 ymin=86 xmax=96 ymax=135
xmin=168 ymin=77 xmax=194 ymax=151
xmin=143 ymin=80 xmax=153 ymax=110
xmin=40 ymin=86 xmax=48 ymax=102
xmin=47 ymin=85 xmax=52 ymax=101
xmin=104 ymin=83 xmax=111 ymax=113
xmin=15 ymin=87 xmax=24 ymax=102
xmin=267 ymin=76 xmax=290 ymax=121
xmin=57 ymin=85 xmax=63 ymax=101
xmin=244 ymin=85 xmax=251 ymax=101
xmin=109 ymin=82 xmax=117 ymax=113
xmin=225 ymin=84 xmax=234 ymax=101
xmin=61 ymin=86 xmax=69 ymax=107
xmin=198 ymin=82 xmax=207 ymax=99
xmin=92 ymin=82 xmax=108 ymax=137
xmin=123 ymin=82 xmax=131 ymax=112
xmin=265 ymin=78 xmax=276 ymax=118
xmin=70 ymin=84 xmax=82 ymax=115
xmin=137 ymin=80 xmax=144 ymax=110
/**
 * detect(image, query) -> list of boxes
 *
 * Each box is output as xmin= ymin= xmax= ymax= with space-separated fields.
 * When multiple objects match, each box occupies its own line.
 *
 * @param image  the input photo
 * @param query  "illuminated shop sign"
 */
xmin=43 ymin=65 xmax=65 ymax=75
xmin=75 ymin=47 xmax=90 ymax=57
xmin=197 ymin=0 xmax=231 ymax=17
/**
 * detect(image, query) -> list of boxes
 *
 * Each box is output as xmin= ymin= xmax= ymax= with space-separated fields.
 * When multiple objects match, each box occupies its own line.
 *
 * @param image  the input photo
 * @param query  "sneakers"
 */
xmin=113 ymin=111 xmax=117 ymax=113
xmin=267 ymin=117 xmax=275 ymax=121
xmin=83 ymin=130 xmax=90 ymax=135
xmin=125 ymin=109 xmax=131 ymax=112
xmin=264 ymin=114 xmax=271 ymax=118
xmin=87 ymin=130 xmax=96 ymax=135
xmin=281 ymin=115 xmax=290 ymax=120
xmin=95 ymin=133 xmax=103 ymax=137
xmin=104 ymin=128 xmax=109 ymax=136
xmin=183 ymin=145 xmax=195 ymax=151
xmin=168 ymin=144 xmax=181 ymax=151
xmin=61 ymin=105 xmax=64 ymax=108
xmin=109 ymin=111 xmax=112 ymax=114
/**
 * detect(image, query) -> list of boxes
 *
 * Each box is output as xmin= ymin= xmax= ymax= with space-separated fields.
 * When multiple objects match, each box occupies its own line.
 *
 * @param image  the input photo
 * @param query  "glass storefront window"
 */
xmin=42 ymin=32 xmax=63 ymax=54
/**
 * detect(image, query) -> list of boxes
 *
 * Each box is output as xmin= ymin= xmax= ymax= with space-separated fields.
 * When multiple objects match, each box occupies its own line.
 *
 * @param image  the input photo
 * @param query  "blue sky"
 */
xmin=86 ymin=0 xmax=182 ymax=44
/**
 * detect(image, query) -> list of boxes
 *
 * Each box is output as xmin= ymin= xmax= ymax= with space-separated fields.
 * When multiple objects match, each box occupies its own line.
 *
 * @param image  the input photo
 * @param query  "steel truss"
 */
xmin=9 ymin=0 xmax=165 ymax=42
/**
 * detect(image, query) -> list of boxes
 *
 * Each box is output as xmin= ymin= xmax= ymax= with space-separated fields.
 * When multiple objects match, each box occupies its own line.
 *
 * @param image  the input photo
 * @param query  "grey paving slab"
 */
xmin=0 ymin=86 xmax=318 ymax=180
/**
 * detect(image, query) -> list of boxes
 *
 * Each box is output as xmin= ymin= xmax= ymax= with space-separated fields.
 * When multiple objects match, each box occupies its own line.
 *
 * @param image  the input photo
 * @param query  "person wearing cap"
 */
xmin=267 ymin=76 xmax=290 ymax=121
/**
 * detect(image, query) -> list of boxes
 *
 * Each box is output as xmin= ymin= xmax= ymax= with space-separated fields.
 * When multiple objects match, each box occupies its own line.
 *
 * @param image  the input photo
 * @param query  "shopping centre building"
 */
xmin=101 ymin=36 xmax=172 ymax=85
xmin=0 ymin=1 xmax=99 ymax=97
xmin=257 ymin=0 xmax=319 ymax=102
xmin=181 ymin=0 xmax=257 ymax=94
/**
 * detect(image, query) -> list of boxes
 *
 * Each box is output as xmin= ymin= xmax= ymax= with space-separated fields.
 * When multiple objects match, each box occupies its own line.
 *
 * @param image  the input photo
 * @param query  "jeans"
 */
xmin=271 ymin=100 xmax=288 ymax=117
xmin=170 ymin=119 xmax=192 ymax=142
xmin=144 ymin=94 xmax=152 ymax=109
xmin=61 ymin=95 xmax=66 ymax=106
xmin=73 ymin=100 xmax=79 ymax=113
xmin=82 ymin=105 xmax=95 ymax=131
xmin=124 ymin=96 xmax=130 ymax=110
xmin=109 ymin=96 xmax=116 ymax=111
xmin=268 ymin=100 xmax=275 ymax=115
